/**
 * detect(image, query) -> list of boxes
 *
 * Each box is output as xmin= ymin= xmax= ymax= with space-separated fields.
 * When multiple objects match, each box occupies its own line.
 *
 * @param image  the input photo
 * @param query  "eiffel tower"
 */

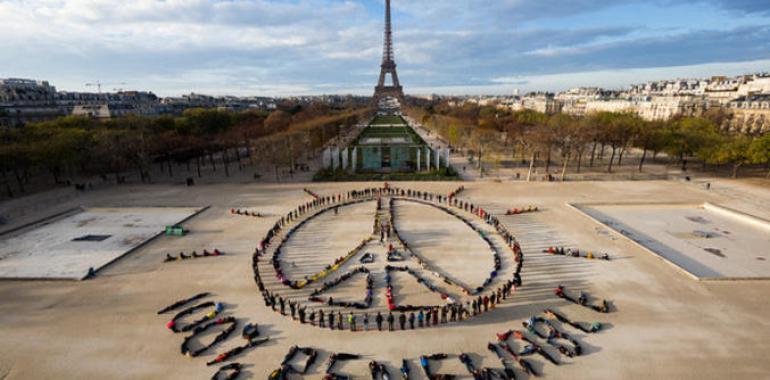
xmin=372 ymin=0 xmax=406 ymax=106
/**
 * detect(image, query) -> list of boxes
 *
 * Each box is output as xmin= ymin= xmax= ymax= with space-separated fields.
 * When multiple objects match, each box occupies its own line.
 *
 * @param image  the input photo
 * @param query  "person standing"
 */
xmin=399 ymin=313 xmax=406 ymax=330
xmin=409 ymin=313 xmax=416 ymax=329
xmin=376 ymin=312 xmax=384 ymax=331
xmin=349 ymin=313 xmax=356 ymax=332
xmin=337 ymin=312 xmax=343 ymax=330
xmin=328 ymin=312 xmax=335 ymax=330
xmin=418 ymin=310 xmax=425 ymax=328
xmin=319 ymin=310 xmax=325 ymax=328
xmin=432 ymin=308 xmax=438 ymax=326
xmin=363 ymin=313 xmax=370 ymax=331
xmin=387 ymin=313 xmax=395 ymax=331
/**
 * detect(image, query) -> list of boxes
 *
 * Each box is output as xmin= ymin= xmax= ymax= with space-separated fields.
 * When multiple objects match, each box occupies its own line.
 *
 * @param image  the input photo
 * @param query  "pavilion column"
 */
xmin=322 ymin=148 xmax=332 ymax=169
xmin=332 ymin=147 xmax=340 ymax=170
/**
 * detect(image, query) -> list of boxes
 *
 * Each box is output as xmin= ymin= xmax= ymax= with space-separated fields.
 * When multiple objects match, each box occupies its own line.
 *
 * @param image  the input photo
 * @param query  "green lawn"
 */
xmin=314 ymin=167 xmax=459 ymax=182
xmin=355 ymin=126 xmax=425 ymax=145
xmin=370 ymin=115 xmax=407 ymax=126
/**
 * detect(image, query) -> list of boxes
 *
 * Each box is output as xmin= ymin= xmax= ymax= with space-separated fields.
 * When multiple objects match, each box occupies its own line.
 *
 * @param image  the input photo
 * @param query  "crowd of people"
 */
xmin=269 ymin=345 xmax=318 ymax=379
xmin=251 ymin=184 xmax=527 ymax=332
xmin=505 ymin=206 xmax=539 ymax=215
xmin=486 ymin=305 xmax=607 ymax=377
xmin=230 ymin=209 xmax=264 ymax=218
xmin=385 ymin=265 xmax=443 ymax=311
xmin=447 ymin=185 xmax=465 ymax=199
xmin=523 ymin=316 xmax=582 ymax=358
xmin=157 ymin=292 xmax=272 ymax=379
xmin=157 ymin=292 xmax=210 ymax=314
xmin=498 ymin=329 xmax=560 ymax=366
xmin=181 ymin=316 xmax=237 ymax=357
xmin=389 ymin=195 xmax=517 ymax=297
xmin=360 ymin=252 xmax=375 ymax=264
xmin=544 ymin=308 xmax=603 ymax=333
xmin=211 ymin=363 xmax=242 ymax=380
xmin=368 ymin=360 xmax=391 ymax=380
xmin=164 ymin=249 xmax=225 ymax=263
xmin=488 ymin=342 xmax=531 ymax=378
xmin=544 ymin=246 xmax=610 ymax=261
xmin=264 ymin=194 xmax=375 ymax=290
xmin=555 ymin=285 xmax=611 ymax=313
xmin=324 ymin=353 xmax=361 ymax=380
xmin=308 ymin=266 xmax=373 ymax=309
xmin=257 ymin=305 xmax=603 ymax=380
xmin=388 ymin=198 xmax=473 ymax=295
xmin=180 ymin=304 xmax=601 ymax=380
xmin=303 ymin=188 xmax=320 ymax=199
xmin=165 ymin=301 xmax=224 ymax=333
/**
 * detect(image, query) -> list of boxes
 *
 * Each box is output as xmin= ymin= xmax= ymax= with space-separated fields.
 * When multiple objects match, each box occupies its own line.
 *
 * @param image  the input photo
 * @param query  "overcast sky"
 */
xmin=1 ymin=0 xmax=769 ymax=96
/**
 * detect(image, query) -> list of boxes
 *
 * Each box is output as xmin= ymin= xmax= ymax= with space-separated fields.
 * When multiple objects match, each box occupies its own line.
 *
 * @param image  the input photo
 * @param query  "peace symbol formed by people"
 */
xmin=249 ymin=184 xmax=525 ymax=332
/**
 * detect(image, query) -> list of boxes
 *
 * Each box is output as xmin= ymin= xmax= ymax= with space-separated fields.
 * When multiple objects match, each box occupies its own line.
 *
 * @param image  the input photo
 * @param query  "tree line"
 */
xmin=0 ymin=103 xmax=370 ymax=197
xmin=414 ymin=103 xmax=770 ymax=180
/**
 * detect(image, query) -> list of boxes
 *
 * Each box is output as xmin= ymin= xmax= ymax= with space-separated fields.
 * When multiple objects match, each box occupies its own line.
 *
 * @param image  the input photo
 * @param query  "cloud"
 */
xmin=0 ymin=0 xmax=769 ymax=95
xmin=699 ymin=0 xmax=770 ymax=14
xmin=441 ymin=58 xmax=770 ymax=95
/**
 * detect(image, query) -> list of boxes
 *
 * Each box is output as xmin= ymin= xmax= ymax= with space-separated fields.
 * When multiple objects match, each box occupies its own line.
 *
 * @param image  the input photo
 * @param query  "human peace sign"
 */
xmin=251 ymin=185 xmax=524 ymax=331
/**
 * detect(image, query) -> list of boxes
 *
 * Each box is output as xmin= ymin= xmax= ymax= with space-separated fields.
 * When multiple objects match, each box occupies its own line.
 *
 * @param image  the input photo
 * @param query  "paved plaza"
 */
xmin=0 ymin=207 xmax=201 ymax=280
xmin=0 ymin=180 xmax=768 ymax=379
xmin=577 ymin=203 xmax=770 ymax=280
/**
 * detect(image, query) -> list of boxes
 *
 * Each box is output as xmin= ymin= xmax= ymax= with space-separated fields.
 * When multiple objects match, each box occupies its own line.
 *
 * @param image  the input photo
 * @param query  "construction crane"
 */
xmin=84 ymin=81 xmax=127 ymax=94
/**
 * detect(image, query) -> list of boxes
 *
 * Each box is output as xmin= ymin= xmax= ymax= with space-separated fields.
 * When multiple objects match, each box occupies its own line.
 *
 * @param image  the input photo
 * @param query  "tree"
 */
xmin=518 ymin=111 xmax=549 ymax=181
xmin=748 ymin=134 xmax=770 ymax=178
xmin=0 ymin=139 xmax=33 ymax=194
xmin=572 ymin=117 xmax=597 ymax=173
xmin=663 ymin=117 xmax=721 ymax=166
xmin=702 ymin=108 xmax=729 ymax=130
xmin=470 ymin=128 xmax=497 ymax=177
xmin=264 ymin=110 xmax=292 ymax=134
xmin=179 ymin=108 xmax=233 ymax=135
xmin=594 ymin=112 xmax=638 ymax=173
xmin=634 ymin=120 xmax=666 ymax=172
xmin=548 ymin=114 xmax=579 ymax=180
xmin=706 ymin=135 xmax=752 ymax=178
xmin=28 ymin=121 xmax=92 ymax=184
xmin=92 ymin=128 xmax=136 ymax=183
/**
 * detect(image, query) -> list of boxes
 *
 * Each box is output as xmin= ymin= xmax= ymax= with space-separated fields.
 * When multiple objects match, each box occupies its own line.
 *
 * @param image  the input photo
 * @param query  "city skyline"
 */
xmin=1 ymin=0 xmax=769 ymax=96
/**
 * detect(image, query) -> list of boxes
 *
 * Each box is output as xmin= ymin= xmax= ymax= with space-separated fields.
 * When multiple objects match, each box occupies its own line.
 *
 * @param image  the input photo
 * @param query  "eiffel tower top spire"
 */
xmin=373 ymin=0 xmax=405 ymax=106
xmin=382 ymin=0 xmax=395 ymax=64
